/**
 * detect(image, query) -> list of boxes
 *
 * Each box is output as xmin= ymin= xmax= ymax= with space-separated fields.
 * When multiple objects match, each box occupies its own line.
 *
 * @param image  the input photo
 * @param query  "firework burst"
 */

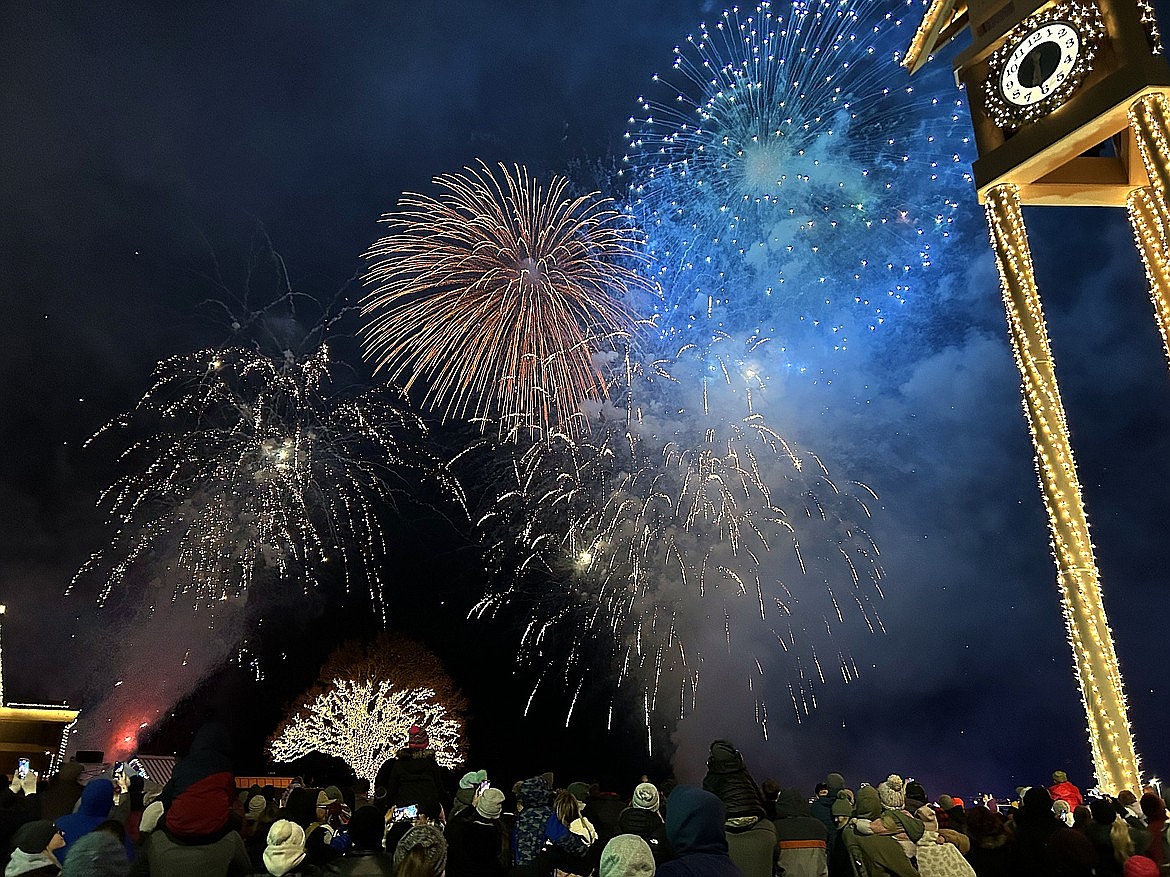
xmin=473 ymin=334 xmax=884 ymax=745
xmin=73 ymin=343 xmax=460 ymax=622
xmin=623 ymin=0 xmax=973 ymax=349
xmin=361 ymin=161 xmax=655 ymax=440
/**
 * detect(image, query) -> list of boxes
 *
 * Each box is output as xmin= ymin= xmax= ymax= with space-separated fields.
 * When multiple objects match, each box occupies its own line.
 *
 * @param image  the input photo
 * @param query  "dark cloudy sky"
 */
xmin=3 ymin=1 xmax=1170 ymax=799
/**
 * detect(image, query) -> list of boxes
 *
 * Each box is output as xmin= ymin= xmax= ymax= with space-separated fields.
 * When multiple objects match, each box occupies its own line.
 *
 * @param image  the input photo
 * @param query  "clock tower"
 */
xmin=906 ymin=0 xmax=1170 ymax=796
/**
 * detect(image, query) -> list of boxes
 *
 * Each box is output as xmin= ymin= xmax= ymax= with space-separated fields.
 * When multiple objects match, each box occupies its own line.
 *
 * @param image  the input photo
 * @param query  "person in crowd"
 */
xmin=700 ymin=742 xmax=773 ymax=875
xmin=511 ymin=776 xmax=587 ymax=875
xmin=1049 ymin=771 xmax=1084 ymax=811
xmin=318 ymin=788 xmax=350 ymax=835
xmin=841 ymin=784 xmax=917 ymax=877
xmin=759 ymin=782 xmax=779 ymax=823
xmin=324 ymin=806 xmax=393 ymax=876
xmin=1085 ymin=798 xmax=1125 ymax=877
xmin=904 ymin=783 xmax=928 ymax=814
xmin=700 ymin=741 xmax=766 ymax=824
xmin=376 ymin=727 xmax=448 ymax=820
xmin=552 ymin=790 xmax=598 ymax=874
xmin=1138 ymin=793 xmax=1168 ymax=870
xmin=825 ymin=790 xmax=856 ymax=876
xmin=280 ymin=789 xmax=336 ymax=869
xmin=263 ymin=820 xmax=321 ymax=876
xmin=908 ymin=797 xmax=971 ymax=877
xmin=556 ymin=790 xmax=598 ymax=846
xmin=59 ymin=831 xmax=128 ymax=877
xmin=935 ymin=795 xmax=967 ymax=836
xmin=599 ymin=834 xmax=655 ymax=877
xmin=1011 ymin=785 xmax=1095 ymax=876
xmin=393 ymin=824 xmax=446 ymax=877
xmin=1117 ymin=792 xmax=1147 ymax=827
xmin=963 ymin=804 xmax=1011 ymax=877
xmin=655 ymin=786 xmax=742 ymax=877
xmin=160 ymin=722 xmax=236 ymax=841
xmin=617 ymin=784 xmax=671 ymax=867
xmin=856 ymin=775 xmax=923 ymax=861
xmin=129 ymin=801 xmax=248 ymax=876
xmin=810 ymin=774 xmax=845 ymax=837
xmin=1124 ymin=855 xmax=1161 ymax=877
xmin=39 ymin=765 xmax=84 ymax=824
xmin=57 ymin=780 xmax=133 ymax=866
xmin=581 ymin=783 xmax=627 ymax=849
xmin=6 ymin=820 xmax=65 ymax=877
xmin=243 ymin=795 xmax=275 ymax=873
xmin=1 ymin=769 xmax=42 ymax=857
xmin=452 ymin=772 xmax=487 ymax=818
xmin=444 ymin=788 xmax=506 ymax=877
xmin=771 ymin=787 xmax=827 ymax=877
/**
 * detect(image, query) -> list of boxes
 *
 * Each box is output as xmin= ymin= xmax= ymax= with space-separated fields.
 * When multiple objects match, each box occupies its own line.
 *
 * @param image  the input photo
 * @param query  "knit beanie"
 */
xmin=568 ymin=782 xmax=591 ymax=803
xmin=1052 ymin=771 xmax=1068 ymax=784
xmin=600 ymin=833 xmax=656 ymax=877
xmin=59 ymin=831 xmax=128 ymax=877
xmin=632 ymin=782 xmax=660 ymax=813
xmin=394 ymin=824 xmax=447 ymax=874
xmin=460 ymin=770 xmax=488 ymax=790
xmin=408 ymin=725 xmax=429 ymax=750
xmin=831 ymin=790 xmax=854 ymax=819
xmin=878 ymin=775 xmax=905 ymax=810
xmin=937 ymin=795 xmax=955 ymax=811
xmin=856 ymin=785 xmax=882 ymax=819
xmin=139 ymin=801 xmax=165 ymax=834
xmin=476 ymin=787 xmax=506 ymax=820
xmin=264 ymin=819 xmax=308 ymax=877
xmin=246 ymin=795 xmax=267 ymax=818
xmin=13 ymin=820 xmax=56 ymax=854
xmin=826 ymin=773 xmax=846 ymax=794
xmin=1125 ymin=855 xmax=1161 ymax=877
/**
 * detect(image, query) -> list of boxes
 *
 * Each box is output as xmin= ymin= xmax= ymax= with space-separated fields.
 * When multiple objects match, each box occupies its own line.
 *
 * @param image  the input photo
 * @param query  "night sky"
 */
xmin=3 ymin=1 xmax=1170 ymax=801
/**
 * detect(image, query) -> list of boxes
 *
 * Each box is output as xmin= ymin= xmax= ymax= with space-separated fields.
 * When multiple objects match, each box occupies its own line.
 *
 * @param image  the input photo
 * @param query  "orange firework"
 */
xmin=361 ymin=161 xmax=651 ymax=439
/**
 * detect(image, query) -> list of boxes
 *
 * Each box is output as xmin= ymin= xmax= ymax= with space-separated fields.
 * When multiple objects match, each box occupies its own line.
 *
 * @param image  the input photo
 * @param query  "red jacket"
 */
xmin=1049 ymin=780 xmax=1083 ymax=810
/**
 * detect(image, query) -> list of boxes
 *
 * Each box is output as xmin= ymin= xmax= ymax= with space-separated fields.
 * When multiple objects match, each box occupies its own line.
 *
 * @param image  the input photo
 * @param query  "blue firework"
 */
xmin=622 ymin=0 xmax=974 ymax=351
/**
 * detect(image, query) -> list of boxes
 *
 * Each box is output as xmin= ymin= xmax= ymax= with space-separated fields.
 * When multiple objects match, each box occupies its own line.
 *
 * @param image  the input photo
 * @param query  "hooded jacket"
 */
xmin=657 ymin=786 xmax=744 ymax=877
xmin=771 ymin=788 xmax=827 ymax=877
xmin=56 ymin=780 xmax=133 ymax=865
xmin=616 ymin=806 xmax=672 ymax=864
xmin=4 ymin=850 xmax=60 ymax=877
xmin=511 ymin=778 xmax=586 ymax=872
xmin=701 ymin=742 xmax=766 ymax=822
xmin=162 ymin=722 xmax=236 ymax=840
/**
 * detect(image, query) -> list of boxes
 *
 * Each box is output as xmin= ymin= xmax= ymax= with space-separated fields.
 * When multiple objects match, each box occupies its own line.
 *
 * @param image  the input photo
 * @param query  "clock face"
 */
xmin=999 ymin=23 xmax=1081 ymax=107
xmin=982 ymin=2 xmax=1106 ymax=130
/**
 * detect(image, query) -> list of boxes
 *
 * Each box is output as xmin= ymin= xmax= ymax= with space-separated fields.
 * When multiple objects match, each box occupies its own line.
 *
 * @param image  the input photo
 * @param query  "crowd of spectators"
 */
xmin=1 ymin=722 xmax=1167 ymax=877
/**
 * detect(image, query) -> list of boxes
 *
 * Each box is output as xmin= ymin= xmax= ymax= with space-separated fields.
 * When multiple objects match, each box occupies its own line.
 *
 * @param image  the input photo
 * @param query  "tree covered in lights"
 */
xmin=268 ymin=634 xmax=467 ymax=784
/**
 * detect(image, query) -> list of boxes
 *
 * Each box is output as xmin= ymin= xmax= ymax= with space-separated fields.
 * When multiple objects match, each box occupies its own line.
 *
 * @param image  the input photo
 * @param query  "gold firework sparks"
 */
xmin=361 ymin=161 xmax=654 ymax=439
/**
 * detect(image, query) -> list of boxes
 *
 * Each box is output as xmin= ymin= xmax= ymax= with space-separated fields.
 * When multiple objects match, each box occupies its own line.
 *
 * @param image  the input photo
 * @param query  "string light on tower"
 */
xmin=985 ymin=184 xmax=1141 ymax=796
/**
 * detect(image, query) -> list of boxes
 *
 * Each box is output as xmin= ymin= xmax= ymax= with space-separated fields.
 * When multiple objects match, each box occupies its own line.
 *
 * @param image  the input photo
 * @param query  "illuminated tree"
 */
xmin=269 ymin=678 xmax=463 ymax=785
xmin=268 ymin=634 xmax=468 ymax=783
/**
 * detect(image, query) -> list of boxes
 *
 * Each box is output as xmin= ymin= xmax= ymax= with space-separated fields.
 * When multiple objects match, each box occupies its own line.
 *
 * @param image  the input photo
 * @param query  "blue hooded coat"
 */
xmin=56 ymin=780 xmax=134 ymax=865
xmin=657 ymin=786 xmax=744 ymax=877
